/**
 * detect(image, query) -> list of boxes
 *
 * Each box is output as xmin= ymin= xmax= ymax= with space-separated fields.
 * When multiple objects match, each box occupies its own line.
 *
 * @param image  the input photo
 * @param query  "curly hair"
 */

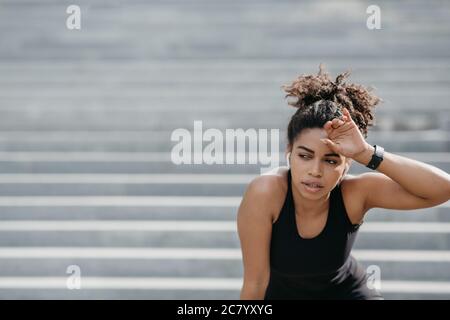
xmin=284 ymin=64 xmax=382 ymax=146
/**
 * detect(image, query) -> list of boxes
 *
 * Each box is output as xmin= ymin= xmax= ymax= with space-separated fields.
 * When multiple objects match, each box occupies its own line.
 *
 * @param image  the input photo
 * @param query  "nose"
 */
xmin=308 ymin=160 xmax=323 ymax=177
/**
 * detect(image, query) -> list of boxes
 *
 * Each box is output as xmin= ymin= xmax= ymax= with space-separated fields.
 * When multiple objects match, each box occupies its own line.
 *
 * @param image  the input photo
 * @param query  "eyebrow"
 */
xmin=296 ymin=145 xmax=340 ymax=158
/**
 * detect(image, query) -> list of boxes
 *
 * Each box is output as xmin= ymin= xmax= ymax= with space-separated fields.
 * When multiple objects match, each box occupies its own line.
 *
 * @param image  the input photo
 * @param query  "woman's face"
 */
xmin=288 ymin=128 xmax=350 ymax=198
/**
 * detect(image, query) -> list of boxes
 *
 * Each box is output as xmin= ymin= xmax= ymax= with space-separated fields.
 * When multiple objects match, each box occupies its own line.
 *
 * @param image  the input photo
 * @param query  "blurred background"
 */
xmin=0 ymin=0 xmax=449 ymax=299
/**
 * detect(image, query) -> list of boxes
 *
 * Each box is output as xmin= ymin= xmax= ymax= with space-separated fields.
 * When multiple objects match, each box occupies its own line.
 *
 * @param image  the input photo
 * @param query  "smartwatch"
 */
xmin=366 ymin=145 xmax=384 ymax=170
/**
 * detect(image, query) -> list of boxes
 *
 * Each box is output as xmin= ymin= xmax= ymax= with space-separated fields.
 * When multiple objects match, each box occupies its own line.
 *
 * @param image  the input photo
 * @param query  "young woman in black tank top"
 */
xmin=238 ymin=65 xmax=450 ymax=300
xmin=264 ymin=167 xmax=381 ymax=299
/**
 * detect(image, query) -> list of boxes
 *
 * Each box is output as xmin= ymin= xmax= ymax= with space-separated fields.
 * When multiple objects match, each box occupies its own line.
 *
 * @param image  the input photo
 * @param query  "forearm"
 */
xmin=240 ymin=283 xmax=268 ymax=300
xmin=354 ymin=143 xmax=450 ymax=201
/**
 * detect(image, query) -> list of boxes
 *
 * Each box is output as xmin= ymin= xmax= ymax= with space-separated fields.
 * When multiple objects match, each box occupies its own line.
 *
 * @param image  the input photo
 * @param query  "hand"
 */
xmin=321 ymin=107 xmax=370 ymax=159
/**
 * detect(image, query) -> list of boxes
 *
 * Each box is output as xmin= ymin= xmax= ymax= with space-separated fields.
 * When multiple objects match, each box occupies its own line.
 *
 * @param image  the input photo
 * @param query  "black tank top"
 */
xmin=264 ymin=168 xmax=383 ymax=300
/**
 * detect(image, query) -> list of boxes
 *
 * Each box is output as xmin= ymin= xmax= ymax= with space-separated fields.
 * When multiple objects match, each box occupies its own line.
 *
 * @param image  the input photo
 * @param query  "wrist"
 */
xmin=353 ymin=143 xmax=375 ymax=166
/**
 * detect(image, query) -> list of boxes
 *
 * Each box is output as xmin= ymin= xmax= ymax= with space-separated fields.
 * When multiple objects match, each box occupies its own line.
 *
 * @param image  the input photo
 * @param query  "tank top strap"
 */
xmin=272 ymin=168 xmax=294 ymax=227
xmin=332 ymin=182 xmax=363 ymax=232
xmin=286 ymin=168 xmax=295 ymax=214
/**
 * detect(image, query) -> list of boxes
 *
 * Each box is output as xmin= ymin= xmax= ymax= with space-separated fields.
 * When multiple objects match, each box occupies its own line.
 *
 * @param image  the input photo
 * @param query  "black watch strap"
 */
xmin=366 ymin=145 xmax=384 ymax=170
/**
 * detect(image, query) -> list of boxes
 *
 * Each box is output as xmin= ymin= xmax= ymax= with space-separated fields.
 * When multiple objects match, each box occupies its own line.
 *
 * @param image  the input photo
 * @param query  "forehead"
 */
xmin=293 ymin=128 xmax=342 ymax=157
xmin=296 ymin=128 xmax=328 ymax=141
xmin=293 ymin=128 xmax=328 ymax=148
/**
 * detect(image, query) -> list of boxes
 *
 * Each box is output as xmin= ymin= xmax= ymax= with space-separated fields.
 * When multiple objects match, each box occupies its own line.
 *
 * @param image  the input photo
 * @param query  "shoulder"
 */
xmin=340 ymin=172 xmax=381 ymax=210
xmin=250 ymin=166 xmax=288 ymax=191
xmin=240 ymin=166 xmax=289 ymax=222
xmin=238 ymin=168 xmax=289 ymax=289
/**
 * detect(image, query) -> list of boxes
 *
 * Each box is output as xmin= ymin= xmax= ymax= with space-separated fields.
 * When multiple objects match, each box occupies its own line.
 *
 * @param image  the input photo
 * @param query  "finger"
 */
xmin=324 ymin=121 xmax=333 ymax=131
xmin=321 ymin=139 xmax=340 ymax=153
xmin=343 ymin=108 xmax=351 ymax=122
xmin=331 ymin=119 xmax=339 ymax=127
xmin=342 ymin=114 xmax=349 ymax=122
xmin=332 ymin=118 xmax=342 ymax=128
xmin=325 ymin=121 xmax=336 ymax=133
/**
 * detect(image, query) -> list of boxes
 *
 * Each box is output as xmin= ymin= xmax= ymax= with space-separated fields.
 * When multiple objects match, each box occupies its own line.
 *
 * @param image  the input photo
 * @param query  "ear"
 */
xmin=286 ymin=143 xmax=292 ymax=154
xmin=338 ymin=159 xmax=352 ymax=186
xmin=286 ymin=152 xmax=291 ymax=167
xmin=286 ymin=144 xmax=293 ymax=166
xmin=343 ymin=158 xmax=353 ymax=175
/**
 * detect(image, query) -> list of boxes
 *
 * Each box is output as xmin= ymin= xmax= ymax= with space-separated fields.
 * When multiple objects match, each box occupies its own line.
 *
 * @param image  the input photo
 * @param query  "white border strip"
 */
xmin=0 ymin=247 xmax=240 ymax=259
xmin=360 ymin=222 xmax=450 ymax=233
xmin=381 ymin=281 xmax=450 ymax=294
xmin=0 ymin=130 xmax=446 ymax=141
xmin=0 ymin=197 xmax=447 ymax=208
xmin=0 ymin=277 xmax=448 ymax=293
xmin=0 ymin=221 xmax=450 ymax=232
xmin=0 ymin=277 xmax=241 ymax=290
xmin=2 ymin=59 xmax=450 ymax=68
xmin=0 ymin=152 xmax=170 ymax=162
xmin=0 ymin=152 xmax=448 ymax=162
xmin=0 ymin=197 xmax=242 ymax=207
xmin=0 ymin=221 xmax=237 ymax=231
xmin=0 ymin=174 xmax=255 ymax=184
xmin=353 ymin=250 xmax=450 ymax=262
xmin=1 ymin=248 xmax=450 ymax=262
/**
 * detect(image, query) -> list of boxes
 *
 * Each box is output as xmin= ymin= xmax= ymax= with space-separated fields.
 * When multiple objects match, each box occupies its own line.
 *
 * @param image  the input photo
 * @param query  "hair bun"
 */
xmin=283 ymin=63 xmax=382 ymax=138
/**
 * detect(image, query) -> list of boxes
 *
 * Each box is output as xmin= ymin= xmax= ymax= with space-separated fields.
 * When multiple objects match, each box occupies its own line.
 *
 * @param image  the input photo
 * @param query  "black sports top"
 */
xmin=264 ymin=168 xmax=383 ymax=300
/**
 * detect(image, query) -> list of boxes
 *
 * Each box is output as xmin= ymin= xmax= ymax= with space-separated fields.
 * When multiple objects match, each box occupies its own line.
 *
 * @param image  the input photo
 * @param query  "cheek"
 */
xmin=331 ymin=165 xmax=345 ymax=175
xmin=324 ymin=166 xmax=344 ymax=181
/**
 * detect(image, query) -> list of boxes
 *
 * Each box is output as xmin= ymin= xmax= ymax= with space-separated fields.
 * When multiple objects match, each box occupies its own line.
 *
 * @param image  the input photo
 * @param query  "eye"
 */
xmin=299 ymin=155 xmax=338 ymax=165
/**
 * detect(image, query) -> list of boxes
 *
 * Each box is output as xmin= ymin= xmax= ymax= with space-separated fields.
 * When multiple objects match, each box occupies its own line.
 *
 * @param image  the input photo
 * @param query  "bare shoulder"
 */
xmin=241 ymin=167 xmax=289 ymax=222
xmin=340 ymin=174 xmax=369 ymax=225
xmin=237 ymin=168 xmax=289 ymax=289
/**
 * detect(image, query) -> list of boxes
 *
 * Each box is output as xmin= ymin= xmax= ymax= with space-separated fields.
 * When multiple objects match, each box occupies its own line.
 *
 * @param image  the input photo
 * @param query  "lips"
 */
xmin=302 ymin=182 xmax=323 ymax=193
xmin=302 ymin=181 xmax=323 ymax=188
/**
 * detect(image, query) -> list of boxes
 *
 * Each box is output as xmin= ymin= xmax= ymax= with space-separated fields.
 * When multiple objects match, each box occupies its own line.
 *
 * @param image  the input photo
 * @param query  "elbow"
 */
xmin=425 ymin=191 xmax=450 ymax=207
xmin=447 ymin=181 xmax=450 ymax=200
xmin=439 ymin=180 xmax=450 ymax=203
xmin=425 ymin=180 xmax=450 ymax=204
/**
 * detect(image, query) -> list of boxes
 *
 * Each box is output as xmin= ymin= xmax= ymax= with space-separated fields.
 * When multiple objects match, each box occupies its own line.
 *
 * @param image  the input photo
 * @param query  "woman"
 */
xmin=237 ymin=65 xmax=450 ymax=300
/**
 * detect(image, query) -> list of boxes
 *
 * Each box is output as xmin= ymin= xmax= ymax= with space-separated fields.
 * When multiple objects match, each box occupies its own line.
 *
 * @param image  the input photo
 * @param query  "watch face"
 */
xmin=374 ymin=145 xmax=384 ymax=158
